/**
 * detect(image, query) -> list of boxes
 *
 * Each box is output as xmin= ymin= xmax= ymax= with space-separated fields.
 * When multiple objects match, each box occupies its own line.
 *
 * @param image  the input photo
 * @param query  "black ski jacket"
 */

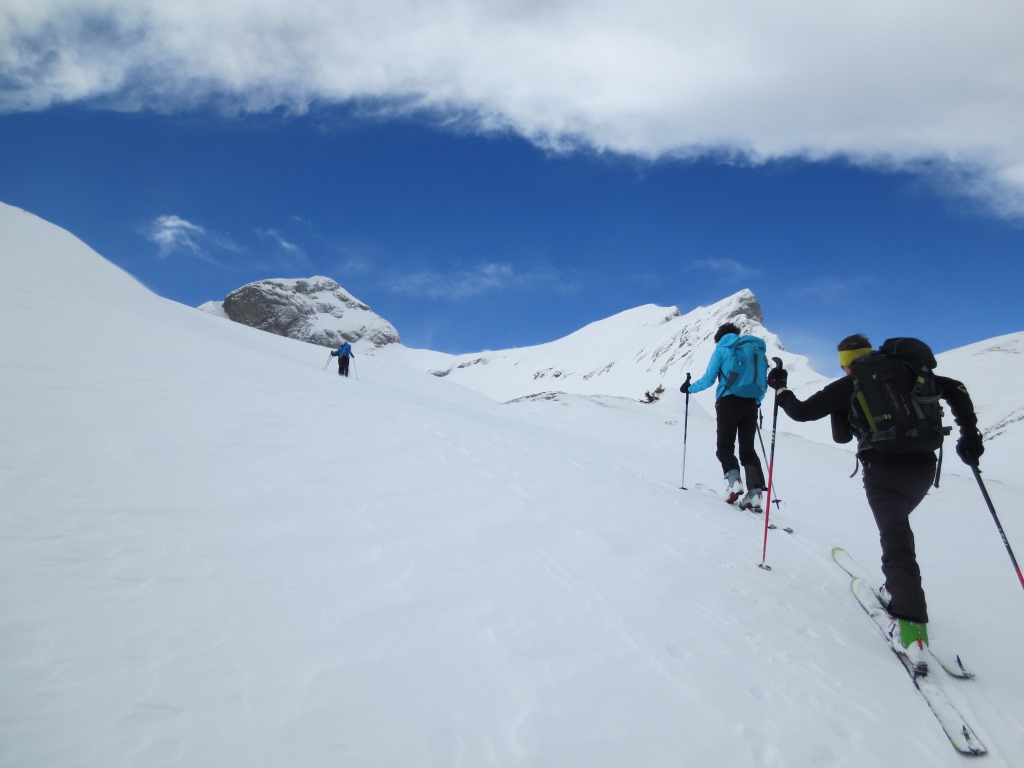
xmin=775 ymin=374 xmax=978 ymax=467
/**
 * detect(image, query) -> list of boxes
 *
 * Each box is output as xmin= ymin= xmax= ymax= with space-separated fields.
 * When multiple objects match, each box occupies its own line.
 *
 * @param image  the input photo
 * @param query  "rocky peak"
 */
xmin=200 ymin=276 xmax=400 ymax=349
xmin=729 ymin=288 xmax=764 ymax=326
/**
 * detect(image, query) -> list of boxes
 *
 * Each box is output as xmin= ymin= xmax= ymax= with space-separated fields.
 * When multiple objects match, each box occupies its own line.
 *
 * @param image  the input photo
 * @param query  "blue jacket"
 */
xmin=687 ymin=333 xmax=764 ymax=403
xmin=331 ymin=343 xmax=354 ymax=358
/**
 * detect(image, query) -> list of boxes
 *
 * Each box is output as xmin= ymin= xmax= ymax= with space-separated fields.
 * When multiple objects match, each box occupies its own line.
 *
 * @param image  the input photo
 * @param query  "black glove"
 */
xmin=956 ymin=428 xmax=984 ymax=466
xmin=766 ymin=367 xmax=788 ymax=390
xmin=679 ymin=381 xmax=690 ymax=394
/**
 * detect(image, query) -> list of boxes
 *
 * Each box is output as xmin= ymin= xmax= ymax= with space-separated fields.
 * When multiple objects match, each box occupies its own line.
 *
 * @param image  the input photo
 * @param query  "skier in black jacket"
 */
xmin=767 ymin=333 xmax=983 ymax=675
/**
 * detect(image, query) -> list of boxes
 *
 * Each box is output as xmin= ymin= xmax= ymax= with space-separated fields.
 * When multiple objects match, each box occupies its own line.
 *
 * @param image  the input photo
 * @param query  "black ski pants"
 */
xmin=339 ymin=356 xmax=350 ymax=377
xmin=862 ymin=461 xmax=935 ymax=624
xmin=714 ymin=395 xmax=765 ymax=490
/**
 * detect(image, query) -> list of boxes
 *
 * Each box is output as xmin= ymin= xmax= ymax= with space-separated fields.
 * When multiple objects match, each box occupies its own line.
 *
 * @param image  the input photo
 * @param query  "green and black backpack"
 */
xmin=848 ymin=337 xmax=951 ymax=455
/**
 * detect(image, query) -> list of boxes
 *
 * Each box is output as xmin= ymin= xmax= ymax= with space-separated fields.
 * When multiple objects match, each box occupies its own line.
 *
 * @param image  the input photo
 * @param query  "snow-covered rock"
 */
xmin=200 ymin=276 xmax=400 ymax=349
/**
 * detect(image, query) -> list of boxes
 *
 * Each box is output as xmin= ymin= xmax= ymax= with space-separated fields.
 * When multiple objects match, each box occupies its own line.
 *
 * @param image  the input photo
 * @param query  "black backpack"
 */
xmin=848 ymin=337 xmax=951 ymax=455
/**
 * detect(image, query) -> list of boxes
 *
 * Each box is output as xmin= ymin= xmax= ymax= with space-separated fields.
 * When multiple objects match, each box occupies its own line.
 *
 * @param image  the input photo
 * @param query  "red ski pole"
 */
xmin=759 ymin=359 xmax=784 ymax=571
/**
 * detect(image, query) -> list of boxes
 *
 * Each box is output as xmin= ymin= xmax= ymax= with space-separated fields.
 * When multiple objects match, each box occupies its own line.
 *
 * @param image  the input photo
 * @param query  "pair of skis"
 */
xmin=831 ymin=547 xmax=986 ymax=757
xmin=693 ymin=482 xmax=794 ymax=533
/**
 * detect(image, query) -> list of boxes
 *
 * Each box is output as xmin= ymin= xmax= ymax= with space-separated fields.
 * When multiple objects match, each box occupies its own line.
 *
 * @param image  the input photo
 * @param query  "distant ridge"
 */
xmin=374 ymin=289 xmax=819 ymax=405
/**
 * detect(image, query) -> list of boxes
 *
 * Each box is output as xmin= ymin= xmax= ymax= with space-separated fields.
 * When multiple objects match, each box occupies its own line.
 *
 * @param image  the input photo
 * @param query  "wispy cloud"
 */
xmin=5 ymin=1 xmax=1024 ymax=218
xmin=385 ymin=262 xmax=579 ymax=300
xmin=790 ymin=275 xmax=874 ymax=300
xmin=144 ymin=214 xmax=240 ymax=264
xmin=146 ymin=215 xmax=208 ymax=258
xmin=257 ymin=228 xmax=301 ymax=255
xmin=253 ymin=227 xmax=321 ymax=277
xmin=688 ymin=258 xmax=759 ymax=280
xmin=387 ymin=263 xmax=515 ymax=299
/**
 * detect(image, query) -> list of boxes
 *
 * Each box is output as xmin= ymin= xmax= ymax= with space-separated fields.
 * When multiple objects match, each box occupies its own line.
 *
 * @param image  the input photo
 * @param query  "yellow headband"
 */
xmin=838 ymin=347 xmax=872 ymax=368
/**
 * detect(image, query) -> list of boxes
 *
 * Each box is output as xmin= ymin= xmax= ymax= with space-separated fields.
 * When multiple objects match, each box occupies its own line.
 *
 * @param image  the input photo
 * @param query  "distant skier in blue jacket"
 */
xmin=331 ymin=342 xmax=354 ymax=377
xmin=680 ymin=322 xmax=767 ymax=511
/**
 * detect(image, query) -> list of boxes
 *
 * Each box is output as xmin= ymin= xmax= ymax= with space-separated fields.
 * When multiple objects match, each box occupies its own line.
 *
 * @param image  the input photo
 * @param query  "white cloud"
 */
xmin=144 ymin=214 xmax=239 ymax=263
xmin=146 ymin=214 xmax=207 ymax=257
xmin=5 ymin=0 xmax=1024 ymax=217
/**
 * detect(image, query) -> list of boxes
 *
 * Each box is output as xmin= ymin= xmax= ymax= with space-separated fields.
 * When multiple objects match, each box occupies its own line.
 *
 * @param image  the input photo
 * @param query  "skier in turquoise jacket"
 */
xmin=680 ymin=322 xmax=766 ymax=510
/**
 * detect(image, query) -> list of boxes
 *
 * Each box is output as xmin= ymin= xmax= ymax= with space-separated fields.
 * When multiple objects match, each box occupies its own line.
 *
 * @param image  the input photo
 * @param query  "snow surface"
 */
xmin=2 ymin=201 xmax=1023 ymax=767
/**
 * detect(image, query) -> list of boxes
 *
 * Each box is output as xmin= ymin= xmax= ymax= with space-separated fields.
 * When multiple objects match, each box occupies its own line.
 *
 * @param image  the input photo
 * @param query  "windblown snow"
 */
xmin=2 ymin=201 xmax=1022 ymax=768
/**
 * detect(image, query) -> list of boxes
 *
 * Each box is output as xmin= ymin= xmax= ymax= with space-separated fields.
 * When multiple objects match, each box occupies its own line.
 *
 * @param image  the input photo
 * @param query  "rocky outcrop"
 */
xmin=730 ymin=289 xmax=764 ymax=326
xmin=200 ymin=277 xmax=400 ymax=348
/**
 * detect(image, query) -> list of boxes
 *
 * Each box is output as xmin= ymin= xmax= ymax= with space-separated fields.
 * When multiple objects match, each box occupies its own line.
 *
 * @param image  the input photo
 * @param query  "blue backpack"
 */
xmin=722 ymin=335 xmax=768 ymax=401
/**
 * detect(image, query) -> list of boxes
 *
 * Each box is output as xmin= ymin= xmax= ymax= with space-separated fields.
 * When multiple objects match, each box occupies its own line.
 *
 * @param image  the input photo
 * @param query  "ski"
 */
xmin=694 ymin=483 xmax=794 ymax=533
xmin=735 ymin=502 xmax=793 ymax=534
xmin=848 ymin=577 xmax=986 ymax=756
xmin=832 ymin=547 xmax=974 ymax=679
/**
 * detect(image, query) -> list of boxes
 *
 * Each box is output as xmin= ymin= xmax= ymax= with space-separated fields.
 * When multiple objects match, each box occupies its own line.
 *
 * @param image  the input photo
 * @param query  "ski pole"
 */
xmin=759 ymin=358 xmax=784 ymax=571
xmin=680 ymin=373 xmax=691 ymax=489
xmin=755 ymin=416 xmax=782 ymax=507
xmin=322 ymin=353 xmax=333 ymax=371
xmin=971 ymin=464 xmax=1024 ymax=592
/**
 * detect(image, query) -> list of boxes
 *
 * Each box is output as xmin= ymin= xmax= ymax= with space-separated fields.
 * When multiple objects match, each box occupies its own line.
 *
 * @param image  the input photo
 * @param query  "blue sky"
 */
xmin=2 ymin=1 xmax=1023 ymax=373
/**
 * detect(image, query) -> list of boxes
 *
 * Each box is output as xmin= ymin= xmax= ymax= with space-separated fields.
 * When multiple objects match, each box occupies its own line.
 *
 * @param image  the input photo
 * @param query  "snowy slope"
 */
xmin=2 ymin=201 xmax=1024 ymax=768
xmin=933 ymin=333 xmax=1023 ymax=482
xmin=374 ymin=290 xmax=1021 ymax=481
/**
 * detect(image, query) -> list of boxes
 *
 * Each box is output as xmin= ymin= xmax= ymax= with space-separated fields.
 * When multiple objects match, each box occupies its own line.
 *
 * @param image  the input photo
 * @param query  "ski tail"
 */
xmin=849 ymin=578 xmax=986 ymax=756
xmin=832 ymin=548 xmax=974 ymax=679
